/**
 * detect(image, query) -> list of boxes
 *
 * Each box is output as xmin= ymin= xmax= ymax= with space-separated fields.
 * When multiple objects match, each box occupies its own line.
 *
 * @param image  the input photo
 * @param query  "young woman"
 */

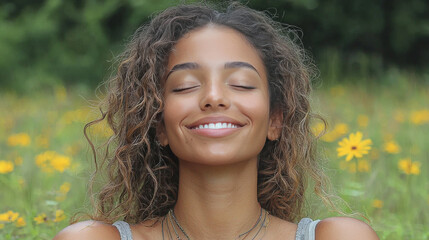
xmin=54 ymin=3 xmax=379 ymax=240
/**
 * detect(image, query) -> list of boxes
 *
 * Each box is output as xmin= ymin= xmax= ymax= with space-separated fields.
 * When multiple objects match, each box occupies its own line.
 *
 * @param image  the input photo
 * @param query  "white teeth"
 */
xmin=193 ymin=122 xmax=240 ymax=129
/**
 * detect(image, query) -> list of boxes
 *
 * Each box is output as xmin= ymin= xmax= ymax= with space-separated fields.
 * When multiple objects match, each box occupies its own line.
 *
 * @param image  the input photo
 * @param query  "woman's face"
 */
xmin=159 ymin=25 xmax=277 ymax=166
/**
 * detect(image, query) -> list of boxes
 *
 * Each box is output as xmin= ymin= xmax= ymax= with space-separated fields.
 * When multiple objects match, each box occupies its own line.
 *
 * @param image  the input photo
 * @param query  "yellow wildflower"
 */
xmin=50 ymin=155 xmax=71 ymax=172
xmin=54 ymin=210 xmax=66 ymax=222
xmin=59 ymin=182 xmax=71 ymax=194
xmin=9 ymin=211 xmax=19 ymax=222
xmin=321 ymin=123 xmax=348 ymax=142
xmin=35 ymin=151 xmax=55 ymax=172
xmin=35 ymin=151 xmax=71 ymax=173
xmin=34 ymin=213 xmax=48 ymax=224
xmin=398 ymin=158 xmax=420 ymax=175
xmin=334 ymin=123 xmax=349 ymax=135
xmin=15 ymin=217 xmax=26 ymax=227
xmin=410 ymin=109 xmax=429 ymax=125
xmin=311 ymin=122 xmax=325 ymax=137
xmin=337 ymin=132 xmax=372 ymax=161
xmin=357 ymin=115 xmax=369 ymax=128
xmin=0 ymin=213 xmax=8 ymax=222
xmin=358 ymin=159 xmax=370 ymax=172
xmin=7 ymin=133 xmax=31 ymax=146
xmin=0 ymin=161 xmax=14 ymax=174
xmin=56 ymin=182 xmax=71 ymax=201
xmin=0 ymin=211 xmax=19 ymax=222
xmin=372 ymin=199 xmax=383 ymax=208
xmin=383 ymin=141 xmax=401 ymax=154
xmin=0 ymin=223 xmax=3 ymax=229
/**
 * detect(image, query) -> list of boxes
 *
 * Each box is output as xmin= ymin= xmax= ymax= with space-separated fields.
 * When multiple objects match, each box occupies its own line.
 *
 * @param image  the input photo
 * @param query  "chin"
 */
xmin=180 ymin=153 xmax=257 ymax=167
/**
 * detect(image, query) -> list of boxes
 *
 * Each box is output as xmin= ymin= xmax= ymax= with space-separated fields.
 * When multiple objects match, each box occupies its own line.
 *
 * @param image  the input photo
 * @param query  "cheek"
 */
xmin=240 ymin=94 xmax=270 ymax=126
xmin=163 ymin=96 xmax=193 ymax=137
xmin=162 ymin=96 xmax=197 ymax=160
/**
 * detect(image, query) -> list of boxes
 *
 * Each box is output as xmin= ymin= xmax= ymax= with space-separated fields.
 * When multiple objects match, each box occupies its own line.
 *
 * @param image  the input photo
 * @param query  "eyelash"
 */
xmin=172 ymin=85 xmax=255 ymax=92
xmin=172 ymin=86 xmax=199 ymax=92
xmin=231 ymin=85 xmax=256 ymax=90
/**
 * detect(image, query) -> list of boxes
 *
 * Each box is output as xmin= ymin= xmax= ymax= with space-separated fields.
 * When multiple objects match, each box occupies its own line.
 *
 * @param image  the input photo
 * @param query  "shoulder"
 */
xmin=53 ymin=220 xmax=120 ymax=240
xmin=316 ymin=217 xmax=379 ymax=240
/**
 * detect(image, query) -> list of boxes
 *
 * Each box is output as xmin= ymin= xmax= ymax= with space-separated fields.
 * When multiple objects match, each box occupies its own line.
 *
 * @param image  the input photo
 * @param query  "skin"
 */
xmin=53 ymin=25 xmax=379 ymax=240
xmin=156 ymin=25 xmax=281 ymax=239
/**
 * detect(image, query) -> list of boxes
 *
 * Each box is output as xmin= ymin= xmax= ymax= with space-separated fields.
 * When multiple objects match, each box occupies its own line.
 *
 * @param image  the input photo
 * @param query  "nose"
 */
xmin=199 ymin=80 xmax=231 ymax=111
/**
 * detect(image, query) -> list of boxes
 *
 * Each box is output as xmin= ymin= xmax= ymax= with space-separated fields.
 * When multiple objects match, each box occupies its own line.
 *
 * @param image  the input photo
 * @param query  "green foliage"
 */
xmin=1 ymin=74 xmax=428 ymax=239
xmin=0 ymin=0 xmax=178 ymax=92
xmin=310 ymin=75 xmax=429 ymax=239
xmin=0 ymin=0 xmax=428 ymax=92
xmin=248 ymin=0 xmax=429 ymax=73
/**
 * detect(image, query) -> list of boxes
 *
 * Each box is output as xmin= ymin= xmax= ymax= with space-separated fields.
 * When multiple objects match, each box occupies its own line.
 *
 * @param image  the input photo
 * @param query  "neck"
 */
xmin=172 ymin=158 xmax=261 ymax=239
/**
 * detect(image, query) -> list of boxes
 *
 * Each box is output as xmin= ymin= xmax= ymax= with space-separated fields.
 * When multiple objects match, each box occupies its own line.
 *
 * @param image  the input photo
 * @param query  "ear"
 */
xmin=156 ymin=121 xmax=169 ymax=146
xmin=267 ymin=110 xmax=282 ymax=141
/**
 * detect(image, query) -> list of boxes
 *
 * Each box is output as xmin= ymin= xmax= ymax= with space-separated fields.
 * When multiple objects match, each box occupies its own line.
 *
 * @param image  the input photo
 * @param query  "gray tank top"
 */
xmin=113 ymin=218 xmax=320 ymax=240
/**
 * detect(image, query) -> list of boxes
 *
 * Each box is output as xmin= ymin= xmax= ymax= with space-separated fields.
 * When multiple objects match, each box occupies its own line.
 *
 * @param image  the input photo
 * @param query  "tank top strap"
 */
xmin=112 ymin=218 xmax=319 ymax=240
xmin=295 ymin=218 xmax=321 ymax=240
xmin=113 ymin=220 xmax=134 ymax=240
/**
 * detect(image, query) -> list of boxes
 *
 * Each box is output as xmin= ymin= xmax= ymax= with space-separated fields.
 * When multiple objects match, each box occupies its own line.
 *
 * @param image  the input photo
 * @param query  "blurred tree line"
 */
xmin=0 ymin=0 xmax=428 ymax=92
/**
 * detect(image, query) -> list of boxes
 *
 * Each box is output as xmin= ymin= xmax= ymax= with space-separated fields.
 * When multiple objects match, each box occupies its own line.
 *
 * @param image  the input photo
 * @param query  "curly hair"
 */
xmin=83 ymin=2 xmax=333 ymax=225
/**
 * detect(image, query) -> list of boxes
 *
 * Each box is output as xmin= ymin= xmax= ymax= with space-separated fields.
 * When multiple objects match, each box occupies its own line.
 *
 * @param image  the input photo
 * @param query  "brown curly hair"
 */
xmin=83 ymin=2 xmax=333 ymax=225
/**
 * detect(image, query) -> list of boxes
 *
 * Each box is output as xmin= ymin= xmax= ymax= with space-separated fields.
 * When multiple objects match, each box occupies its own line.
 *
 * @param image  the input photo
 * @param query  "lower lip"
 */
xmin=188 ymin=127 xmax=241 ymax=137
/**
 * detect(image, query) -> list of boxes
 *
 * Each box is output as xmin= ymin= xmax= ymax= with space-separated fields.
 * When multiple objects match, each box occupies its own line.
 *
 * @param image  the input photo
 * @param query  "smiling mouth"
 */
xmin=188 ymin=122 xmax=243 ymax=130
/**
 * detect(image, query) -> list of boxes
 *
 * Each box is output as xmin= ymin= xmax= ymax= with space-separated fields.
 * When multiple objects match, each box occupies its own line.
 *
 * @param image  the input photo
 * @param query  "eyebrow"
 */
xmin=224 ymin=61 xmax=260 ymax=76
xmin=166 ymin=62 xmax=199 ymax=79
xmin=166 ymin=61 xmax=260 ymax=79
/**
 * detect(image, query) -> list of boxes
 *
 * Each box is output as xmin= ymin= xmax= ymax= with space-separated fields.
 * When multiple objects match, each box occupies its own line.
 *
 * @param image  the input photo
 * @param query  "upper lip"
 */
xmin=186 ymin=116 xmax=246 ymax=129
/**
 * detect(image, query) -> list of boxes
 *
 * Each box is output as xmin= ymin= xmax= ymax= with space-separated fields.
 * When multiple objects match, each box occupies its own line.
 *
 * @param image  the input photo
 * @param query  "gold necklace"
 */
xmin=161 ymin=208 xmax=270 ymax=240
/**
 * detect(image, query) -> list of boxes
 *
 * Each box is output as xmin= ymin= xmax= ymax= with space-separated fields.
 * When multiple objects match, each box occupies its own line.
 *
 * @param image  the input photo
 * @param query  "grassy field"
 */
xmin=0 ymin=75 xmax=428 ymax=239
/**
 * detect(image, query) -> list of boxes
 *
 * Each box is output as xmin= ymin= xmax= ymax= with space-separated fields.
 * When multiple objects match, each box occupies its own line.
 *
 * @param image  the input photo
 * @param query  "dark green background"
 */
xmin=1 ymin=0 xmax=428 ymax=92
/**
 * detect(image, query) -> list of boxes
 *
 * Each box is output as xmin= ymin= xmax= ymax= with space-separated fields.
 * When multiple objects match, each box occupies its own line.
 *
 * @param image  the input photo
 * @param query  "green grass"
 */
xmin=0 ymin=74 xmax=428 ymax=239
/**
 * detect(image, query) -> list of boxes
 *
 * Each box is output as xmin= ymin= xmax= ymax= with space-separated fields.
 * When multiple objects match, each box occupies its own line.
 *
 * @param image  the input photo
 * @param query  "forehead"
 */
xmin=167 ymin=25 xmax=267 ymax=78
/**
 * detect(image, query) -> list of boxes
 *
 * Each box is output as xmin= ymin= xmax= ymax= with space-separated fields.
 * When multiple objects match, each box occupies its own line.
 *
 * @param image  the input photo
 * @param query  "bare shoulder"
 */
xmin=53 ymin=220 xmax=120 ymax=240
xmin=132 ymin=219 xmax=163 ymax=239
xmin=316 ymin=217 xmax=379 ymax=240
xmin=266 ymin=215 xmax=298 ymax=239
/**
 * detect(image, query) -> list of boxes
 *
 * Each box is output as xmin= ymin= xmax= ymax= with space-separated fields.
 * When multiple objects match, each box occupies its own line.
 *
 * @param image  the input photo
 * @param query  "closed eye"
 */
xmin=172 ymin=86 xmax=200 ymax=92
xmin=230 ymin=85 xmax=256 ymax=90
